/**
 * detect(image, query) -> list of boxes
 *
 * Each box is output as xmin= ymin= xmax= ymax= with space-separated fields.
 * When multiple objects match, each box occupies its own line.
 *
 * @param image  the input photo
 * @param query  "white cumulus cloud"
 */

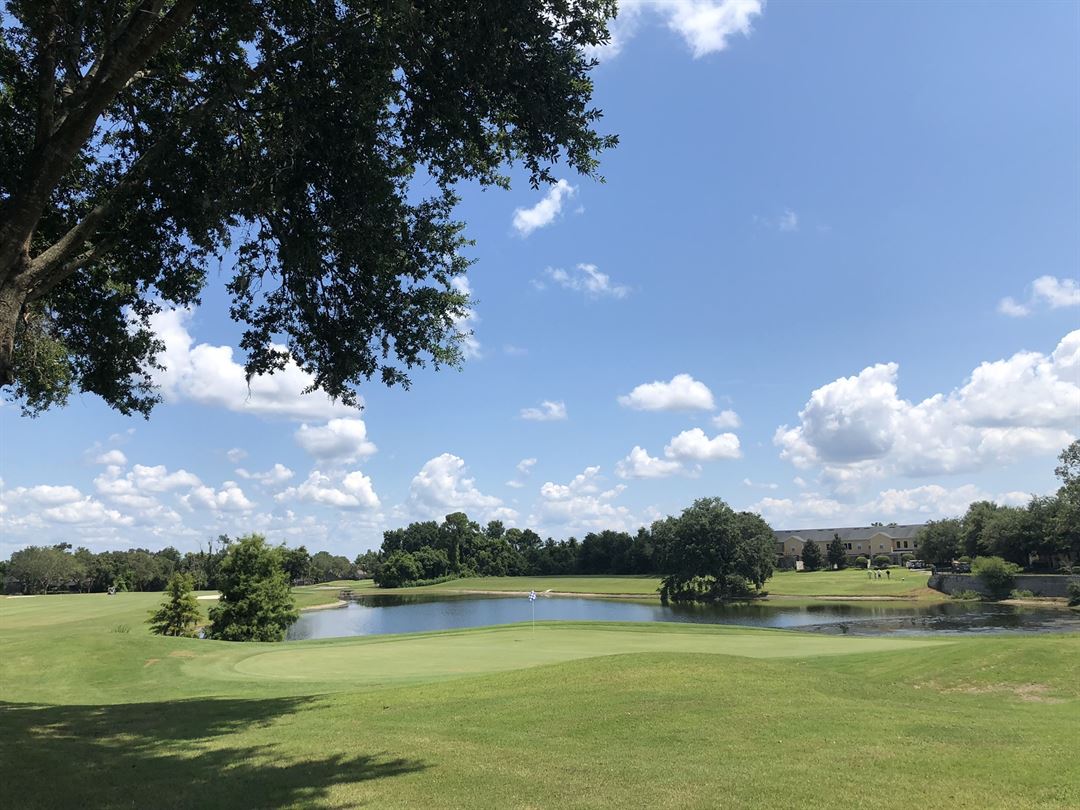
xmin=618 ymin=373 xmax=715 ymax=411
xmin=615 ymin=446 xmax=684 ymax=479
xmin=775 ymin=331 xmax=1080 ymax=483
xmin=407 ymin=453 xmax=504 ymax=521
xmin=294 ymin=418 xmax=377 ymax=463
xmin=664 ymin=428 xmax=741 ymax=461
xmin=277 ymin=470 xmax=380 ymax=510
xmin=150 ymin=309 xmax=358 ymax=422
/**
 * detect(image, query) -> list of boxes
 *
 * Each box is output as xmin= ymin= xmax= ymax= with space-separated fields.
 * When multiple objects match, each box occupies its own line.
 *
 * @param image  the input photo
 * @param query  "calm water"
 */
xmin=286 ymin=593 xmax=1080 ymax=641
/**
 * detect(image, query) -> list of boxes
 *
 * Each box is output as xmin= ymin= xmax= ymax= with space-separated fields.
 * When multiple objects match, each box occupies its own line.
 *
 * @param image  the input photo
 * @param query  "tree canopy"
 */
xmin=652 ymin=497 xmax=775 ymax=603
xmin=207 ymin=534 xmax=297 ymax=642
xmin=0 ymin=0 xmax=617 ymax=415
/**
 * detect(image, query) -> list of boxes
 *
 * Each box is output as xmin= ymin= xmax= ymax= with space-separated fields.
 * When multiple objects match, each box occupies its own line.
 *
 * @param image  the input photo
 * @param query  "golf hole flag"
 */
xmin=529 ymin=590 xmax=537 ymax=602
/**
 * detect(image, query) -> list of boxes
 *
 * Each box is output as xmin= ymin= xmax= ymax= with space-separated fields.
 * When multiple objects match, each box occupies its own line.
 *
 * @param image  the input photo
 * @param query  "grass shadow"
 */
xmin=0 ymin=696 xmax=427 ymax=809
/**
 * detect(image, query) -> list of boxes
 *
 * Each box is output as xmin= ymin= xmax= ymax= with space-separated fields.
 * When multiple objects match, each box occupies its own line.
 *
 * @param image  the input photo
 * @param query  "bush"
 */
xmin=374 ymin=550 xmax=423 ymax=588
xmin=901 ymin=554 xmax=914 ymax=563
xmin=854 ymin=556 xmax=868 ymax=569
xmin=972 ymin=556 xmax=1022 ymax=601
xmin=1009 ymin=589 xmax=1035 ymax=600
xmin=950 ymin=589 xmax=983 ymax=601
xmin=872 ymin=555 xmax=891 ymax=569
xmin=1067 ymin=582 xmax=1080 ymax=607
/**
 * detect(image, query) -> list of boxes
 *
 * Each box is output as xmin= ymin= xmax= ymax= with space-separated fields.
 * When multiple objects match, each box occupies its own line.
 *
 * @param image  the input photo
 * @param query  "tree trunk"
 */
xmin=0 ymin=273 xmax=29 ymax=386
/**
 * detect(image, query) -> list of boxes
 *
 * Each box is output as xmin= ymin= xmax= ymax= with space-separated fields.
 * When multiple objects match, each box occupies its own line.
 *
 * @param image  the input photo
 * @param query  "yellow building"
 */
xmin=773 ymin=524 xmax=924 ymax=567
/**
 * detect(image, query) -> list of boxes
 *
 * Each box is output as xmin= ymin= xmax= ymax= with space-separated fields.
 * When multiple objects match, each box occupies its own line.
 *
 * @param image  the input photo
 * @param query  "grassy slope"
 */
xmin=2 ymin=593 xmax=1077 ymax=809
xmin=385 ymin=569 xmax=937 ymax=599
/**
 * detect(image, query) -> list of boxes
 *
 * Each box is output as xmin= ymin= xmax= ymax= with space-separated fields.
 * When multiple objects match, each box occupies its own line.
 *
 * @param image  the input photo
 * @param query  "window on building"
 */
xmin=903 ymin=541 xmax=909 ymax=548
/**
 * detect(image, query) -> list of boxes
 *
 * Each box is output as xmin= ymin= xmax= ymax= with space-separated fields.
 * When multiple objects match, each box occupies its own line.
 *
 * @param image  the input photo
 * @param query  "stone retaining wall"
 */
xmin=928 ymin=572 xmax=1080 ymax=598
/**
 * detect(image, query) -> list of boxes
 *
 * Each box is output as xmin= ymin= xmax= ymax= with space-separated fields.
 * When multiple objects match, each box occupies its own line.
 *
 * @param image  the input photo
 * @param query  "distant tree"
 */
xmin=207 ymin=535 xmax=298 ymax=642
xmin=7 ymin=545 xmax=76 ymax=594
xmin=972 ymin=556 xmax=1022 ymax=601
xmin=147 ymin=573 xmax=201 ymax=637
xmin=653 ymin=498 xmax=775 ymax=603
xmin=280 ymin=546 xmax=311 ymax=584
xmin=915 ymin=519 xmax=963 ymax=567
xmin=801 ymin=539 xmax=824 ymax=571
xmin=484 ymin=520 xmax=506 ymax=540
xmin=354 ymin=551 xmax=381 ymax=579
xmin=412 ymin=546 xmax=452 ymax=580
xmin=309 ymin=551 xmax=355 ymax=582
xmin=375 ymin=550 xmax=423 ymax=588
xmin=826 ymin=534 xmax=847 ymax=569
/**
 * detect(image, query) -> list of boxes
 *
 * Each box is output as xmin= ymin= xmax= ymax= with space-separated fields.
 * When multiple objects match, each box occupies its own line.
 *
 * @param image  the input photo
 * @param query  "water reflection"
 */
xmin=287 ymin=593 xmax=1080 ymax=641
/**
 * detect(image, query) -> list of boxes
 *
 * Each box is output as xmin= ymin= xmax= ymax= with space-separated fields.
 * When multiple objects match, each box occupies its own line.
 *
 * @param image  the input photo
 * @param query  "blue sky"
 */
xmin=2 ymin=0 xmax=1078 ymax=557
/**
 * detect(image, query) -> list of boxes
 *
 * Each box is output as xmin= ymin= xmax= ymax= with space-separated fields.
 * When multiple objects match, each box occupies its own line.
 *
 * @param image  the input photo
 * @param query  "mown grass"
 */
xmin=2 ymin=591 xmax=1078 ymax=808
xmin=385 ymin=568 xmax=938 ymax=600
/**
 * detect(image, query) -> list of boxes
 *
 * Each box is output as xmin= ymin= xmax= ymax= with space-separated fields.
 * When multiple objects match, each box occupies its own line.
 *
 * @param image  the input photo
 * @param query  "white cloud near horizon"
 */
xmin=749 ymin=482 xmax=1042 ymax=528
xmin=407 ymin=453 xmax=508 ymax=523
xmin=775 ymin=330 xmax=1080 ymax=484
xmin=512 ymin=179 xmax=577 ymax=236
xmin=618 ymin=373 xmax=715 ymax=411
xmin=531 ymin=466 xmax=632 ymax=533
xmin=276 ymin=470 xmax=380 ymax=510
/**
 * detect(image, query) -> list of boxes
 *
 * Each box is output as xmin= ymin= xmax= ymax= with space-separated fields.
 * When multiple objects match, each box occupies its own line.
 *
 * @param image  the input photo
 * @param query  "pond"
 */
xmin=286 ymin=593 xmax=1080 ymax=641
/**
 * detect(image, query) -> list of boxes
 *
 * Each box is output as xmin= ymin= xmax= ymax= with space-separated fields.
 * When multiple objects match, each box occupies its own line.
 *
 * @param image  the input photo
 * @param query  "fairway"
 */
xmin=3 ymin=592 xmax=1078 ymax=809
xmin=234 ymin=623 xmax=944 ymax=685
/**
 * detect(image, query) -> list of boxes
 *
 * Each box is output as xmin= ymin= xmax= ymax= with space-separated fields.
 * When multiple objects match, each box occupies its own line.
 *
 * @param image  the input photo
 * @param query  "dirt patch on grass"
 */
xmin=143 ymin=658 xmax=160 ymax=667
xmin=168 ymin=650 xmax=197 ymax=659
xmin=918 ymin=680 xmax=1064 ymax=703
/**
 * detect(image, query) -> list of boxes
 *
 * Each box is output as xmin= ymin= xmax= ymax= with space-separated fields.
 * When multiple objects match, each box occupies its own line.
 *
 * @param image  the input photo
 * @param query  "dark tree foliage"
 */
xmin=0 ymin=0 xmax=617 ymax=414
xmin=652 ymin=498 xmax=775 ymax=603
xmin=826 ymin=533 xmax=847 ymax=569
xmin=147 ymin=572 xmax=200 ymax=636
xmin=800 ymin=538 xmax=823 ymax=571
xmin=207 ymin=534 xmax=298 ymax=642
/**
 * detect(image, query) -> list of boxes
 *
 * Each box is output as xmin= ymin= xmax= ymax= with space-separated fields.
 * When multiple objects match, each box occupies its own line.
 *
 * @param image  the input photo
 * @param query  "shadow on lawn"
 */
xmin=0 ymin=696 xmax=427 ymax=809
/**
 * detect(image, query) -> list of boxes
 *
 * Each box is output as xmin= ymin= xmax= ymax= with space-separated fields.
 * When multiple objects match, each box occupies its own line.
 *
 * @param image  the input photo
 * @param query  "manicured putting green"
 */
xmin=235 ymin=623 xmax=946 ymax=685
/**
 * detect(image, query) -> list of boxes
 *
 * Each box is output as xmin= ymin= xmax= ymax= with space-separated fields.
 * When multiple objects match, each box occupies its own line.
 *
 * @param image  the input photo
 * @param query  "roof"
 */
xmin=773 ymin=524 xmax=924 ymax=543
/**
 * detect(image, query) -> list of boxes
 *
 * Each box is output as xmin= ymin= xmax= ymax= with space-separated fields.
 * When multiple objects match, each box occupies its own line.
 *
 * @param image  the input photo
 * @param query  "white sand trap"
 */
xmin=196 ymin=594 xmax=220 ymax=601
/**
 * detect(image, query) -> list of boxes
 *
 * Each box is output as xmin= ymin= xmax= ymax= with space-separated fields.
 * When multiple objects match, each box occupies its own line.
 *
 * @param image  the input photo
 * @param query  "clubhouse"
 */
xmin=773 ymin=524 xmax=925 ymax=568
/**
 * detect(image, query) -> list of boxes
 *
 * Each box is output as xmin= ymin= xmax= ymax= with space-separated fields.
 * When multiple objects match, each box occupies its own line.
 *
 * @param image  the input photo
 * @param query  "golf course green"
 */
xmin=2 ymin=591 xmax=1077 ymax=808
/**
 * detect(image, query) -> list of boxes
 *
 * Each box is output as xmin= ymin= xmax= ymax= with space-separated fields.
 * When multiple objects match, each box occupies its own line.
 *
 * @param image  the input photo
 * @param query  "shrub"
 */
xmin=854 ymin=556 xmax=869 ymax=569
xmin=374 ymin=550 xmax=423 ymax=588
xmin=972 ymin=556 xmax=1022 ymax=601
xmin=111 ymin=623 xmax=131 ymax=634
xmin=1067 ymin=582 xmax=1080 ymax=607
xmin=872 ymin=555 xmax=891 ymax=569
xmin=1009 ymin=589 xmax=1035 ymax=600
xmin=951 ymin=589 xmax=983 ymax=601
xmin=901 ymin=554 xmax=914 ymax=564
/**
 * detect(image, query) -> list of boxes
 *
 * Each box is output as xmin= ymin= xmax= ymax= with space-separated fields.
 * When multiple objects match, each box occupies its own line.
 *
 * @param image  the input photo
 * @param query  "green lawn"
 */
xmin=2 ymin=592 xmax=1078 ymax=808
xmin=381 ymin=569 xmax=938 ymax=600
xmin=764 ymin=567 xmax=936 ymax=597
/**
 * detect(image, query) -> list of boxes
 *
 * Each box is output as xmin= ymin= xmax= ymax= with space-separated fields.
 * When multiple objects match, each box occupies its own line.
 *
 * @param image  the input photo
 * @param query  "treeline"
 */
xmin=916 ymin=442 xmax=1080 ymax=570
xmin=1 ymin=537 xmax=359 ymax=595
xmin=367 ymin=497 xmax=777 ymax=604
xmin=366 ymin=513 xmax=659 ymax=587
